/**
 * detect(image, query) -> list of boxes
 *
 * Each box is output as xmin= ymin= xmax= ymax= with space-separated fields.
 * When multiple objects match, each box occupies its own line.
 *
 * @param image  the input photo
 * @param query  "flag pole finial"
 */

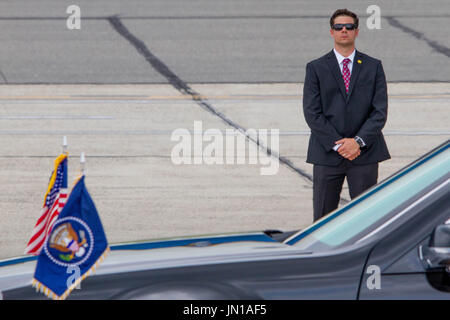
xmin=80 ymin=152 xmax=85 ymax=175
xmin=62 ymin=136 xmax=68 ymax=154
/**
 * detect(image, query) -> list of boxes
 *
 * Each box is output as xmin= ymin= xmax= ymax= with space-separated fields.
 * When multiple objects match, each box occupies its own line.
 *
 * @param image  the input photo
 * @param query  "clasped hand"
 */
xmin=335 ymin=138 xmax=361 ymax=161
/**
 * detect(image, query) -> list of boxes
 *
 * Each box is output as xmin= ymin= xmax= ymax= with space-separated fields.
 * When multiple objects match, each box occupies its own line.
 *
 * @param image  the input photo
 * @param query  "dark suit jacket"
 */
xmin=303 ymin=49 xmax=391 ymax=166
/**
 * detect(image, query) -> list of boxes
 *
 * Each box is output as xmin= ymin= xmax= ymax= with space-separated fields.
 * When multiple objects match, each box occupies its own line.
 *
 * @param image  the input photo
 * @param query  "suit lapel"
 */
xmin=326 ymin=50 xmax=347 ymax=101
xmin=346 ymin=50 xmax=362 ymax=102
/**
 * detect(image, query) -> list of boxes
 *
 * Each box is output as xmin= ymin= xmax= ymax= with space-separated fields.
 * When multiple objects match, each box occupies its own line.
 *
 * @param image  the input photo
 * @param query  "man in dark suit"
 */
xmin=303 ymin=9 xmax=390 ymax=222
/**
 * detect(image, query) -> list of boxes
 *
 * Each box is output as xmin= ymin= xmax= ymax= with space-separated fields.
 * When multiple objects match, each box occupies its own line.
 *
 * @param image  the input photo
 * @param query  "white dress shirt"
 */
xmin=333 ymin=48 xmax=356 ymax=75
xmin=332 ymin=48 xmax=365 ymax=152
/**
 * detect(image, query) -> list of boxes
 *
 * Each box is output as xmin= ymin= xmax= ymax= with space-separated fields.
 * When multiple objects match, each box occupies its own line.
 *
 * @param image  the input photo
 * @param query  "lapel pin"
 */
xmin=357 ymin=59 xmax=362 ymax=64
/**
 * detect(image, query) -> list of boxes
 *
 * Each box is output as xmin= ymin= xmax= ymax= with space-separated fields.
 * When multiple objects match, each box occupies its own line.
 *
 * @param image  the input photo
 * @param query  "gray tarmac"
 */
xmin=0 ymin=83 xmax=448 ymax=259
xmin=0 ymin=0 xmax=449 ymax=83
xmin=0 ymin=1 xmax=449 ymax=259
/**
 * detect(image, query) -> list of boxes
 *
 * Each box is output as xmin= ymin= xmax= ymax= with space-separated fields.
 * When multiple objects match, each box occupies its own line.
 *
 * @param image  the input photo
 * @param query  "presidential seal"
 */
xmin=44 ymin=217 xmax=94 ymax=267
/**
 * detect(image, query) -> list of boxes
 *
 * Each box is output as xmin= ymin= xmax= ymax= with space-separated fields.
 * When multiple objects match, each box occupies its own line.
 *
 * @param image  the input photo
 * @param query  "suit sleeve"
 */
xmin=356 ymin=60 xmax=388 ymax=147
xmin=303 ymin=62 xmax=342 ymax=152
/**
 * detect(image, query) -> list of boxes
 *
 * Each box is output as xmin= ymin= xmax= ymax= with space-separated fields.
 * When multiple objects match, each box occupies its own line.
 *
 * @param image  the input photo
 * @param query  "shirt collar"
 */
xmin=333 ymin=48 xmax=356 ymax=64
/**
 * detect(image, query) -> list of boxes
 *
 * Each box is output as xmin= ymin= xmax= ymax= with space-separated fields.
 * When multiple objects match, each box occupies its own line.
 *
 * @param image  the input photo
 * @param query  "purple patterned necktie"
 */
xmin=342 ymin=58 xmax=351 ymax=93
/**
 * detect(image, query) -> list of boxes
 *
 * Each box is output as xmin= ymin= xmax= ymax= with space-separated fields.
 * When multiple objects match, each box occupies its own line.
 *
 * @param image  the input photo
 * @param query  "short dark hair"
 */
xmin=330 ymin=9 xmax=359 ymax=29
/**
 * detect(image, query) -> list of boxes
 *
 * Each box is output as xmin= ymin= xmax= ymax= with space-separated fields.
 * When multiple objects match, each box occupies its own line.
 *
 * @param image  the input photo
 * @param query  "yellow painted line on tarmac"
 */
xmin=390 ymin=94 xmax=450 ymax=99
xmin=0 ymin=94 xmax=448 ymax=100
xmin=0 ymin=94 xmax=300 ymax=100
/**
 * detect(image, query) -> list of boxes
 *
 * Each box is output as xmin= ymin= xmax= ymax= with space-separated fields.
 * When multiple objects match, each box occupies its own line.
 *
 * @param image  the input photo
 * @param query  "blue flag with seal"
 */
xmin=32 ymin=175 xmax=109 ymax=300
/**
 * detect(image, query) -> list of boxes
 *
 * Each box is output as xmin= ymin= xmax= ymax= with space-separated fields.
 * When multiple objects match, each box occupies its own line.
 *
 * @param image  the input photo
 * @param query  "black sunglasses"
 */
xmin=332 ymin=23 xmax=357 ymax=31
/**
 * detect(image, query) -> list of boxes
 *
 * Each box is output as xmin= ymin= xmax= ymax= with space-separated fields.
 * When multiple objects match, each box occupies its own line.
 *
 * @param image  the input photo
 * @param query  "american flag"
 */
xmin=25 ymin=154 xmax=68 ymax=256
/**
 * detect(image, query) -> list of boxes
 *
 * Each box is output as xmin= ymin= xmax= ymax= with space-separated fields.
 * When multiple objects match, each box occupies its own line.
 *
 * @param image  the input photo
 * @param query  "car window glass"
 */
xmin=290 ymin=147 xmax=449 ymax=252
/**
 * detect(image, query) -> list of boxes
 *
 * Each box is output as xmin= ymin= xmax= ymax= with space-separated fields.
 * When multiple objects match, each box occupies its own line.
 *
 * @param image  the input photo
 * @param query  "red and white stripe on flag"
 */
xmin=25 ymin=153 xmax=68 ymax=256
xmin=24 ymin=190 xmax=68 ymax=255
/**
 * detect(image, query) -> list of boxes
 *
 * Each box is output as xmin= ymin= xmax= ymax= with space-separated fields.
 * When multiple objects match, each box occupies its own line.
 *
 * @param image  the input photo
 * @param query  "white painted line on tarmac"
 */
xmin=0 ymin=115 xmax=114 ymax=120
xmin=0 ymin=130 xmax=447 ymax=136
